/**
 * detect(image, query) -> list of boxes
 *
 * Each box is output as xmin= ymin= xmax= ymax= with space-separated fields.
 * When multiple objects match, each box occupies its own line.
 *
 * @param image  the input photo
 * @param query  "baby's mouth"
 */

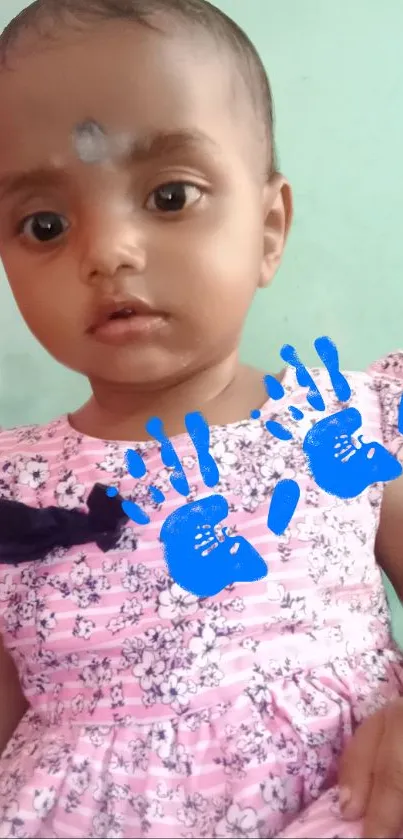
xmin=89 ymin=299 xmax=166 ymax=344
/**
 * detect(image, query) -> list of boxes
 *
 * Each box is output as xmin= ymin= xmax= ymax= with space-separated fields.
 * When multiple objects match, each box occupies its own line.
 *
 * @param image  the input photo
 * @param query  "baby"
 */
xmin=0 ymin=1 xmax=403 ymax=837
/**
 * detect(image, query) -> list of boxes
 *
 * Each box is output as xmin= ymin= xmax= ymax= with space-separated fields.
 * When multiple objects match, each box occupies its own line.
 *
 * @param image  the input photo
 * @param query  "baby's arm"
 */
xmin=376 ymin=473 xmax=403 ymax=599
xmin=0 ymin=636 xmax=28 ymax=753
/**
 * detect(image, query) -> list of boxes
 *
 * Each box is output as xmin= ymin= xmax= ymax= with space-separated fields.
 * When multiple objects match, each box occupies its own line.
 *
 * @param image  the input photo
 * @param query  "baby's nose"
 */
xmin=80 ymin=215 xmax=147 ymax=286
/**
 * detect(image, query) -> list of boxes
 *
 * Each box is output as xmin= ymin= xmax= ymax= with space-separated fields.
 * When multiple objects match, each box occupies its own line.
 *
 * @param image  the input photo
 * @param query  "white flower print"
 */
xmin=189 ymin=625 xmax=220 ymax=667
xmin=239 ymin=475 xmax=267 ymax=512
xmin=73 ymin=615 xmax=95 ymax=640
xmin=230 ymin=597 xmax=245 ymax=613
xmin=261 ymin=775 xmax=287 ymax=810
xmin=71 ymin=760 xmax=91 ymax=795
xmin=81 ymin=657 xmax=112 ymax=688
xmin=149 ymin=799 xmax=164 ymax=820
xmin=70 ymin=558 xmax=90 ymax=587
xmin=122 ymin=564 xmax=140 ymax=593
xmin=160 ymin=674 xmax=191 ymax=710
xmin=110 ymin=683 xmax=124 ymax=708
xmin=17 ymin=455 xmax=49 ymax=489
xmin=107 ymin=598 xmax=143 ymax=634
xmin=0 ymin=574 xmax=14 ymax=602
xmin=120 ymin=637 xmax=145 ymax=668
xmin=259 ymin=453 xmax=294 ymax=485
xmin=33 ymin=787 xmax=57 ymax=817
xmin=247 ymin=668 xmax=272 ymax=708
xmin=88 ymin=726 xmax=110 ymax=747
xmin=37 ymin=609 xmax=57 ymax=641
xmin=210 ymin=440 xmax=238 ymax=477
xmin=71 ymin=694 xmax=85 ymax=717
xmin=55 ymin=471 xmax=85 ymax=509
xmin=200 ymin=663 xmax=224 ymax=687
xmin=158 ymin=583 xmax=198 ymax=621
xmin=152 ymin=721 xmax=175 ymax=760
xmin=216 ymin=803 xmax=259 ymax=838
xmin=0 ymin=800 xmax=24 ymax=839
xmin=132 ymin=650 xmax=166 ymax=691
xmin=97 ymin=450 xmax=125 ymax=474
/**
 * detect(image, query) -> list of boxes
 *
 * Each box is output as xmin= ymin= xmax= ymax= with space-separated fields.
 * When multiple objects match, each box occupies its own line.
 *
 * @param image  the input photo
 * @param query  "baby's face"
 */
xmin=0 ymin=18 xmax=289 ymax=389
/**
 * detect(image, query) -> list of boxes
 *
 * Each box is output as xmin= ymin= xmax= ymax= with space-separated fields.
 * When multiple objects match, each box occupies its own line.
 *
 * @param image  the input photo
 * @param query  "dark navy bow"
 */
xmin=0 ymin=483 xmax=127 ymax=564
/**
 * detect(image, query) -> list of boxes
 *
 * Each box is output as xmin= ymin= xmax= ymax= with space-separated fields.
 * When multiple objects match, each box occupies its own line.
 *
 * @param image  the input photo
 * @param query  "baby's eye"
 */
xmin=146 ymin=182 xmax=203 ymax=213
xmin=18 ymin=211 xmax=69 ymax=243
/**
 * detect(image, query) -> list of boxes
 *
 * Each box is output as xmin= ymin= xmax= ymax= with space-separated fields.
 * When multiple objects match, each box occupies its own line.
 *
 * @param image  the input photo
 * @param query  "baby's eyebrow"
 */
xmin=0 ymin=129 xmax=220 ymax=200
xmin=124 ymin=129 xmax=220 ymax=162
xmin=0 ymin=167 xmax=69 ymax=201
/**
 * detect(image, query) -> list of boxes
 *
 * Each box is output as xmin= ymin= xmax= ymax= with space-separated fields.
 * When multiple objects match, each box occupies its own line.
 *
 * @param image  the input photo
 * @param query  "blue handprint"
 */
xmin=261 ymin=337 xmax=402 ymax=534
xmin=108 ymin=335 xmax=403 ymax=595
xmin=107 ymin=414 xmax=267 ymax=598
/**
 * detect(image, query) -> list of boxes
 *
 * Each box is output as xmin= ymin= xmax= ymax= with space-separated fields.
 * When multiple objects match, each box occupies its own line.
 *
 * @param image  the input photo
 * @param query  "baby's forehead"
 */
xmin=0 ymin=21 xmax=268 ymax=182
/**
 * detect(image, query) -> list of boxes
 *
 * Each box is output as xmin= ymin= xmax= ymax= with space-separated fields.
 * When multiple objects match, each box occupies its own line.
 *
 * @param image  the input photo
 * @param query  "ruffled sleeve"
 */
xmin=367 ymin=351 xmax=403 ymax=457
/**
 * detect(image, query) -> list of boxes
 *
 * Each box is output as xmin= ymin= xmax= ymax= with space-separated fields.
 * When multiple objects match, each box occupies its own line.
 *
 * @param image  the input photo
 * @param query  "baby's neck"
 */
xmin=70 ymin=357 xmax=270 ymax=442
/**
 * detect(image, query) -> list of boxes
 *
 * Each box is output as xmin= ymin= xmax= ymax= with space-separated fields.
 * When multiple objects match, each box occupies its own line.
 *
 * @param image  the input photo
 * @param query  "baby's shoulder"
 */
xmin=0 ymin=418 xmax=65 ymax=500
xmin=0 ymin=421 xmax=53 ymax=455
xmin=367 ymin=349 xmax=403 ymax=382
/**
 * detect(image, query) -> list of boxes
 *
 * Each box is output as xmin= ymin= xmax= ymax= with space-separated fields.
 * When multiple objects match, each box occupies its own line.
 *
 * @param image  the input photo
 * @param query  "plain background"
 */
xmin=1 ymin=0 xmax=403 ymax=641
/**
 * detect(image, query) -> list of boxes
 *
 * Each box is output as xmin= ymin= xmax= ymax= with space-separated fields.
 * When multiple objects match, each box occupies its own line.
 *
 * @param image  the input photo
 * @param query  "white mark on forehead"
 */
xmin=72 ymin=120 xmax=133 ymax=165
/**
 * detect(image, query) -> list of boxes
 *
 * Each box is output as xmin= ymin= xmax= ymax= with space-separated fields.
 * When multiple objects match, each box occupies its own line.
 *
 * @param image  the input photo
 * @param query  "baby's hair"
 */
xmin=0 ymin=0 xmax=277 ymax=175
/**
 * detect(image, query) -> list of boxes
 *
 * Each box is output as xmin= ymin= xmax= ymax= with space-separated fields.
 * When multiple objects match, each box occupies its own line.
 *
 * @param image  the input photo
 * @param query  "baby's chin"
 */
xmin=78 ymin=350 xmax=199 ymax=392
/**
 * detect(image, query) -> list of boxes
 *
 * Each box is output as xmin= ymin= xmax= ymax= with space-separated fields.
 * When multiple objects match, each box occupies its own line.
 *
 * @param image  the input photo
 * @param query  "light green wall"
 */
xmin=1 ymin=0 xmax=403 ymax=426
xmin=1 ymin=2 xmax=403 ymax=639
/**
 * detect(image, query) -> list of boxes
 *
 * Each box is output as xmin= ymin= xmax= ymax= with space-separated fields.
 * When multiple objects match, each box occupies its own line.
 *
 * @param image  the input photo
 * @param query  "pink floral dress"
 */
xmin=0 ymin=354 xmax=403 ymax=839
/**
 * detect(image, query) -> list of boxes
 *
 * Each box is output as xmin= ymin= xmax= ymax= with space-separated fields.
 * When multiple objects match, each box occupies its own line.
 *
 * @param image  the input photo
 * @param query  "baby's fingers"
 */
xmin=362 ymin=700 xmax=403 ymax=839
xmin=338 ymin=709 xmax=384 ymax=822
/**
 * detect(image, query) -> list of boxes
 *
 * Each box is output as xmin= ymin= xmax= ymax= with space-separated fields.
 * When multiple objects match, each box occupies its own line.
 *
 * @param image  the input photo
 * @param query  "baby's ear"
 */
xmin=259 ymin=174 xmax=293 ymax=289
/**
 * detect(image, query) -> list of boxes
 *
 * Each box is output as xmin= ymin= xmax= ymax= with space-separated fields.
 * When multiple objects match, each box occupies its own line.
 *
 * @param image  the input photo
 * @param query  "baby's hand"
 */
xmin=339 ymin=698 xmax=403 ymax=838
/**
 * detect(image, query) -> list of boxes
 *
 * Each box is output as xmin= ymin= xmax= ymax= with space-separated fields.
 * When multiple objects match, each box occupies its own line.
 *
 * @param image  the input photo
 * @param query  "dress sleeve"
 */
xmin=367 ymin=351 xmax=403 ymax=457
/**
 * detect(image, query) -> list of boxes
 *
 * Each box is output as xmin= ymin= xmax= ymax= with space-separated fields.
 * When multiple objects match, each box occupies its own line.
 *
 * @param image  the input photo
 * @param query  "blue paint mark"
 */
xmin=303 ymin=407 xmax=402 ymax=498
xmin=149 ymin=486 xmax=165 ymax=504
xmin=399 ymin=394 xmax=403 ymax=435
xmin=109 ymin=336 xmax=403 ymax=591
xmin=259 ymin=336 xmax=402 ymax=533
xmin=288 ymin=406 xmax=304 ymax=421
xmin=265 ymin=420 xmax=293 ymax=441
xmin=160 ymin=495 xmax=267 ymax=597
xmin=264 ymin=374 xmax=284 ymax=401
xmin=267 ymin=479 xmax=300 ymax=535
xmin=121 ymin=499 xmax=150 ymax=525
xmin=126 ymin=449 xmax=147 ymax=479
xmin=314 ymin=336 xmax=351 ymax=402
xmin=106 ymin=487 xmax=118 ymax=498
xmin=281 ymin=344 xmax=326 ymax=411
xmin=185 ymin=412 xmax=219 ymax=488
xmin=110 ymin=413 xmax=268 ymax=596
xmin=146 ymin=417 xmax=190 ymax=497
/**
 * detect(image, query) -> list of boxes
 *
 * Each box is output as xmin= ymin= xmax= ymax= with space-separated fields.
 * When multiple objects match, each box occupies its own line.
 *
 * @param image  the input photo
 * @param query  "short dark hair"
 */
xmin=0 ymin=0 xmax=278 ymax=173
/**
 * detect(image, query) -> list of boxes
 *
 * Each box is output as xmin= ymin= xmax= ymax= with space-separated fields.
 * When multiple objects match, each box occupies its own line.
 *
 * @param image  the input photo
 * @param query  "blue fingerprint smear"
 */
xmin=126 ymin=448 xmax=147 ymax=479
xmin=314 ymin=336 xmax=351 ymax=402
xmin=185 ymin=412 xmax=219 ymax=488
xmin=267 ymin=479 xmax=300 ymax=535
xmin=264 ymin=374 xmax=285 ymax=401
xmin=281 ymin=344 xmax=326 ymax=411
xmin=265 ymin=420 xmax=293 ymax=441
xmin=149 ymin=486 xmax=165 ymax=504
xmin=146 ymin=417 xmax=190 ymax=496
xmin=121 ymin=499 xmax=150 ymax=525
xmin=289 ymin=406 xmax=304 ymax=421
